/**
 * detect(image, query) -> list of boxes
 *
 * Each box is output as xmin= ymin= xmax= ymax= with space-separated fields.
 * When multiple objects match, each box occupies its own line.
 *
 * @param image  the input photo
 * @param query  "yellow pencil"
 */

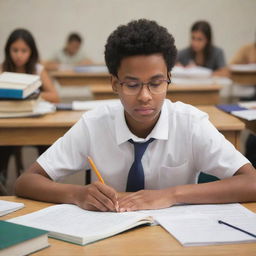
xmin=87 ymin=156 xmax=105 ymax=184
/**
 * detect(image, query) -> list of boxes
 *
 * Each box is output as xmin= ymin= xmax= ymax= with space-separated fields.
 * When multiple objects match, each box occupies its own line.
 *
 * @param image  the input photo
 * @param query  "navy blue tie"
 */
xmin=126 ymin=138 xmax=155 ymax=192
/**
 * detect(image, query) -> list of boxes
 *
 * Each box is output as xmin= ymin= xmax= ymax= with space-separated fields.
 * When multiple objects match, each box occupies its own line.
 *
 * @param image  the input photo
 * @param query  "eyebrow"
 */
xmin=123 ymin=74 xmax=165 ymax=80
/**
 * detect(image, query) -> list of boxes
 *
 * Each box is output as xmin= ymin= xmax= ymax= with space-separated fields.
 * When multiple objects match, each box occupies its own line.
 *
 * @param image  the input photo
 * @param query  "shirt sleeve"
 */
xmin=191 ymin=115 xmax=249 ymax=179
xmin=37 ymin=116 xmax=91 ymax=181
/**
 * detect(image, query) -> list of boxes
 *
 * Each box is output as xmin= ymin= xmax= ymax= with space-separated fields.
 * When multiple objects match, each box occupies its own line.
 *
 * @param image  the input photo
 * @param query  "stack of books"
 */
xmin=0 ymin=72 xmax=42 ymax=118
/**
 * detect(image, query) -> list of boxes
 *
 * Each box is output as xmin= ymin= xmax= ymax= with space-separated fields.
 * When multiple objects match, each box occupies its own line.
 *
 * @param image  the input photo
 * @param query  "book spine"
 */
xmin=0 ymin=89 xmax=23 ymax=99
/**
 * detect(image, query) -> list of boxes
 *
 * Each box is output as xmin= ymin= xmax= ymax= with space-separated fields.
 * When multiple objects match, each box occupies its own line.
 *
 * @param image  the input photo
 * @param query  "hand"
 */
xmin=74 ymin=181 xmax=119 ymax=212
xmin=118 ymin=189 xmax=176 ymax=212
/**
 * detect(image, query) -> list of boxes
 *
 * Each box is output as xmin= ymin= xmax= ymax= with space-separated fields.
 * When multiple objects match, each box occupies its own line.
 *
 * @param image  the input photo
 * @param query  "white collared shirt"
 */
xmin=37 ymin=99 xmax=249 ymax=192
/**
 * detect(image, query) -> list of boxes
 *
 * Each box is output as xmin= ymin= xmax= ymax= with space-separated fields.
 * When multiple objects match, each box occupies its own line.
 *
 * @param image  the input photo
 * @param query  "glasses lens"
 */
xmin=149 ymin=79 xmax=168 ymax=94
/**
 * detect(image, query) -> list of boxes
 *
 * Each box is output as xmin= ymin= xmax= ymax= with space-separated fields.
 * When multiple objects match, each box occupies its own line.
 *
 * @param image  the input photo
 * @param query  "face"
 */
xmin=190 ymin=31 xmax=208 ymax=52
xmin=66 ymin=40 xmax=81 ymax=55
xmin=10 ymin=39 xmax=31 ymax=68
xmin=112 ymin=54 xmax=168 ymax=135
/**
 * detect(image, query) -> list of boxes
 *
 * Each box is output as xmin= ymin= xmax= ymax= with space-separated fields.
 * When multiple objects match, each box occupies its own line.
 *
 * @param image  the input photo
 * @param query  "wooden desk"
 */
xmin=0 ymin=106 xmax=244 ymax=149
xmin=91 ymin=84 xmax=221 ymax=105
xmin=231 ymin=70 xmax=256 ymax=85
xmin=51 ymin=71 xmax=111 ymax=86
xmin=1 ymin=196 xmax=256 ymax=256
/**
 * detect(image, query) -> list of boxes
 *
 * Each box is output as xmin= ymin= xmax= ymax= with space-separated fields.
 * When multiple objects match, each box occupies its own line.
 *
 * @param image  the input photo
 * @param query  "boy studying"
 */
xmin=15 ymin=19 xmax=256 ymax=212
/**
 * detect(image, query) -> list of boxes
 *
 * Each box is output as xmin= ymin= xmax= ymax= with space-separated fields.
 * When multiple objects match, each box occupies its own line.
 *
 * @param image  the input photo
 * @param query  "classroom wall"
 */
xmin=0 ymin=0 xmax=255 ymax=64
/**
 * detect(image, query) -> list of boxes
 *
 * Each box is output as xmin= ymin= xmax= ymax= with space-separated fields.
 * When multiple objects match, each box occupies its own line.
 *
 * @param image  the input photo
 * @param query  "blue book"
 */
xmin=0 ymin=72 xmax=41 ymax=99
xmin=216 ymin=104 xmax=247 ymax=113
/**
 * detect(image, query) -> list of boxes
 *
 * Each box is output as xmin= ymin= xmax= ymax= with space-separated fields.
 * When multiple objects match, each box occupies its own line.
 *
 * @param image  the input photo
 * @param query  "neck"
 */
xmin=125 ymin=112 xmax=160 ymax=139
xmin=15 ymin=66 xmax=26 ymax=73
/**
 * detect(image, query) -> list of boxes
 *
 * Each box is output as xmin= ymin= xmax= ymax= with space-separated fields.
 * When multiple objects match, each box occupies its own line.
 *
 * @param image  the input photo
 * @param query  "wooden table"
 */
xmin=51 ymin=70 xmax=111 ymax=86
xmin=1 ymin=196 xmax=256 ymax=256
xmin=0 ymin=106 xmax=244 ymax=150
xmin=91 ymin=84 xmax=221 ymax=105
xmin=230 ymin=70 xmax=256 ymax=85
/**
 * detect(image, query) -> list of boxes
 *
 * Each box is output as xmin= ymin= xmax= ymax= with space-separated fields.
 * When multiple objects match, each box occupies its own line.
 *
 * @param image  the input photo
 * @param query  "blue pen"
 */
xmin=218 ymin=220 xmax=256 ymax=238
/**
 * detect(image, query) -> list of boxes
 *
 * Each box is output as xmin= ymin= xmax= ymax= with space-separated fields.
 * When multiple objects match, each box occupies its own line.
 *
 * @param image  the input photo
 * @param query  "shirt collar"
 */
xmin=115 ymin=100 xmax=169 ymax=145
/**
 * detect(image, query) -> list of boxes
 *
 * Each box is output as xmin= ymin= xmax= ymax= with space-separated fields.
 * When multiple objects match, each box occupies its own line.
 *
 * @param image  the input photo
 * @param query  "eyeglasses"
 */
xmin=116 ymin=76 xmax=171 ymax=95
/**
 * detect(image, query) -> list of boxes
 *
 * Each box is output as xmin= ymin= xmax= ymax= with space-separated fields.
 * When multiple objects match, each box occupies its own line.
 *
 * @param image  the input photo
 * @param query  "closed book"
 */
xmin=0 ymin=72 xmax=41 ymax=99
xmin=0 ymin=220 xmax=49 ymax=256
xmin=0 ymin=92 xmax=40 ymax=112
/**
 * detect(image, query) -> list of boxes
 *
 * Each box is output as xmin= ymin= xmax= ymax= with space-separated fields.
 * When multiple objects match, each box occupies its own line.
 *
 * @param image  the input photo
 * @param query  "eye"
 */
xmin=124 ymin=81 xmax=140 ymax=88
xmin=149 ymin=79 xmax=163 ymax=87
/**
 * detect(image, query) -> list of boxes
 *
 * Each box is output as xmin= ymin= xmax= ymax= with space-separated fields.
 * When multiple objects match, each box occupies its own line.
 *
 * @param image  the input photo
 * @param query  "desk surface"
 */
xmin=230 ymin=70 xmax=256 ymax=85
xmin=1 ymin=196 xmax=256 ymax=256
xmin=0 ymin=105 xmax=244 ymax=130
xmin=0 ymin=106 xmax=244 ymax=147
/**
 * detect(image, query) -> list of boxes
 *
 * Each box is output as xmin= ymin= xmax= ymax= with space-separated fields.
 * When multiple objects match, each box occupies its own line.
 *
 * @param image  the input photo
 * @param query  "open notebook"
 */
xmin=7 ymin=203 xmax=256 ymax=246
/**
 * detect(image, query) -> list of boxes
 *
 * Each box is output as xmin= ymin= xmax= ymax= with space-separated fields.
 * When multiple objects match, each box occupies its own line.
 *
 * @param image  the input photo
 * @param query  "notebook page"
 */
xmin=8 ymin=204 xmax=151 ymax=244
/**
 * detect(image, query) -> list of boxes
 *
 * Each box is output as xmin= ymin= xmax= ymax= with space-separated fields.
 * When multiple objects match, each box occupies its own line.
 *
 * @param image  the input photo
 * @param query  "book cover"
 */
xmin=0 ymin=220 xmax=49 ymax=256
xmin=0 ymin=72 xmax=41 ymax=99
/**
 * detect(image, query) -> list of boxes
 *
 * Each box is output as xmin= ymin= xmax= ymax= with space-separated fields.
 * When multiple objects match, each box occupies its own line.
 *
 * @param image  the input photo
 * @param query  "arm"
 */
xmin=40 ymin=69 xmax=60 ymax=103
xmin=42 ymin=60 xmax=60 ymax=71
xmin=118 ymin=163 xmax=256 ymax=211
xmin=15 ymin=161 xmax=118 ymax=212
xmin=212 ymin=67 xmax=230 ymax=77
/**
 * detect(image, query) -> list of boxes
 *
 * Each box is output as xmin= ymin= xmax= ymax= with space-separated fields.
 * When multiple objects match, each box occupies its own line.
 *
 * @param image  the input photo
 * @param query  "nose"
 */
xmin=137 ymin=84 xmax=152 ymax=103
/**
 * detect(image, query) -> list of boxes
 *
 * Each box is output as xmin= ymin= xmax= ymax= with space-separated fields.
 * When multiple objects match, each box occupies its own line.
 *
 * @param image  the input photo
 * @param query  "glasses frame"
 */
xmin=116 ymin=74 xmax=172 ymax=95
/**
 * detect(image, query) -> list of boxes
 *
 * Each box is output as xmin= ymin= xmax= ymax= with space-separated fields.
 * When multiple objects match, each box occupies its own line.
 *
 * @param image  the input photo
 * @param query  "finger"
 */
xmin=94 ymin=182 xmax=119 ymax=210
xmin=83 ymin=194 xmax=109 ymax=212
xmin=91 ymin=186 xmax=117 ymax=211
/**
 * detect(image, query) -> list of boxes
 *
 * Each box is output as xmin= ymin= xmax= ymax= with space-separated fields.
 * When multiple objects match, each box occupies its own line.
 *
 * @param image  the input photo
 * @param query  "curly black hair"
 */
xmin=104 ymin=19 xmax=177 ymax=76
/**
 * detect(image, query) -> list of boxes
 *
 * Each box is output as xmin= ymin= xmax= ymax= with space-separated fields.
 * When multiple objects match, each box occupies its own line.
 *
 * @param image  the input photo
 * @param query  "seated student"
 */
xmin=0 ymin=28 xmax=59 ymax=185
xmin=230 ymin=40 xmax=256 ymax=168
xmin=44 ymin=33 xmax=92 ymax=70
xmin=230 ymin=42 xmax=256 ymax=65
xmin=177 ymin=20 xmax=229 ymax=77
xmin=15 ymin=19 xmax=256 ymax=212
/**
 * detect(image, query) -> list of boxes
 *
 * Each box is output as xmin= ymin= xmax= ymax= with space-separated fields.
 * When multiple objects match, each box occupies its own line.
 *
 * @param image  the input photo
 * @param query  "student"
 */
xmin=177 ymin=20 xmax=228 ymax=77
xmin=0 ymin=28 xmax=59 ymax=186
xmin=15 ymin=19 xmax=256 ymax=212
xmin=230 ymin=40 xmax=256 ymax=168
xmin=1 ymin=28 xmax=59 ymax=102
xmin=230 ymin=42 xmax=256 ymax=64
xmin=45 ymin=33 xmax=92 ymax=70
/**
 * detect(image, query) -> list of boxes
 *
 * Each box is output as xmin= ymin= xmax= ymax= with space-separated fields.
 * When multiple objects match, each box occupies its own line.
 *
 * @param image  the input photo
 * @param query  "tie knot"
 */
xmin=129 ymin=138 xmax=155 ymax=161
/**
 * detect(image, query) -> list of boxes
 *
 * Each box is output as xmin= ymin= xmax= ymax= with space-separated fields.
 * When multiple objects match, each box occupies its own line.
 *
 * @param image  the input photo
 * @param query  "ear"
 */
xmin=111 ymin=75 xmax=118 ymax=93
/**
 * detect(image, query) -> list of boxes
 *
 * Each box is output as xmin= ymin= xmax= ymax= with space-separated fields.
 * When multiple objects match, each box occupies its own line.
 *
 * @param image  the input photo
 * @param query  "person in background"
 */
xmin=44 ymin=33 xmax=92 ymax=70
xmin=230 ymin=38 xmax=256 ymax=168
xmin=230 ymin=42 xmax=256 ymax=65
xmin=177 ymin=20 xmax=229 ymax=77
xmin=0 ymin=28 xmax=59 ymax=188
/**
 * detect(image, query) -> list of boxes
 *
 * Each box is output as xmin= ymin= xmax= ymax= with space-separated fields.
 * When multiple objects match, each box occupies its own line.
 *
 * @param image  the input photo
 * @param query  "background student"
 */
xmin=177 ymin=20 xmax=228 ymax=77
xmin=0 ymin=28 xmax=59 ymax=187
xmin=15 ymin=19 xmax=256 ymax=212
xmin=230 ymin=38 xmax=256 ymax=168
xmin=44 ymin=32 xmax=92 ymax=70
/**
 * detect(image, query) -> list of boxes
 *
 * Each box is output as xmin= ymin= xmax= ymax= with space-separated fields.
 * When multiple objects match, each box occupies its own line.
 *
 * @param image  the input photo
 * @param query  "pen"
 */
xmin=87 ymin=156 xmax=105 ymax=184
xmin=218 ymin=220 xmax=256 ymax=238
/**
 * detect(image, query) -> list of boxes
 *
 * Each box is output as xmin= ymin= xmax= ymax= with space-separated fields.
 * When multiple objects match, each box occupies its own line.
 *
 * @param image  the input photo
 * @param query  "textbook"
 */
xmin=7 ymin=203 xmax=256 ymax=247
xmin=0 ymin=72 xmax=41 ymax=99
xmin=0 ymin=101 xmax=56 ymax=118
xmin=217 ymin=102 xmax=256 ymax=121
xmin=8 ymin=204 xmax=153 ymax=245
xmin=0 ymin=200 xmax=24 ymax=217
xmin=0 ymin=92 xmax=40 ymax=112
xmin=172 ymin=66 xmax=212 ymax=78
xmin=0 ymin=220 xmax=49 ymax=256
